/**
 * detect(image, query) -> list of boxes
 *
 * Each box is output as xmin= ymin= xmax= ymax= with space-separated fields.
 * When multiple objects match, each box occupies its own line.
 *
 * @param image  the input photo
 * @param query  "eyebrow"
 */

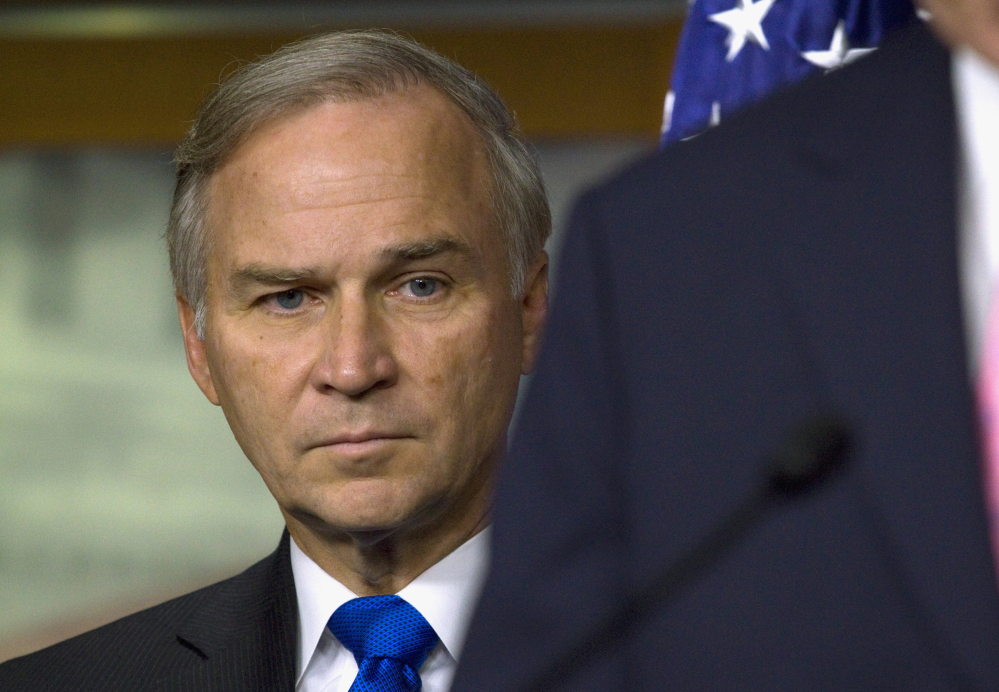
xmin=228 ymin=237 xmax=476 ymax=292
xmin=229 ymin=264 xmax=325 ymax=292
xmin=381 ymin=237 xmax=475 ymax=262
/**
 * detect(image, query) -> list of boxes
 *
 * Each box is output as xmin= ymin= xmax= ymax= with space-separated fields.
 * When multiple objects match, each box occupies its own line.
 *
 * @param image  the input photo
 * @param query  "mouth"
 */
xmin=309 ymin=432 xmax=411 ymax=456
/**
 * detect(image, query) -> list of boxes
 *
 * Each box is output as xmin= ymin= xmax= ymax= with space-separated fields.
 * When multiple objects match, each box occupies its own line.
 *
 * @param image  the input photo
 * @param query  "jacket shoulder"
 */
xmin=598 ymin=18 xmax=952 ymax=209
xmin=0 ymin=534 xmax=294 ymax=691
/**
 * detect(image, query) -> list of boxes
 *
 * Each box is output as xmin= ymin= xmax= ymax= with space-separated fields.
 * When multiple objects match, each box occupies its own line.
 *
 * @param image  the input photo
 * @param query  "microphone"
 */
xmin=523 ymin=412 xmax=853 ymax=692
xmin=767 ymin=412 xmax=851 ymax=493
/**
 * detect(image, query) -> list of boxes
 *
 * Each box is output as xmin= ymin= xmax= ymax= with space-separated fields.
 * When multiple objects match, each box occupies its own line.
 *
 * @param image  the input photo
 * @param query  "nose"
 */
xmin=311 ymin=294 xmax=398 ymax=397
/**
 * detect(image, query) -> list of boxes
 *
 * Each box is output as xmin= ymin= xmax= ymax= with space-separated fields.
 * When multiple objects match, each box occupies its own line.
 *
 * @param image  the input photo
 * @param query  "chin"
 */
xmin=288 ymin=503 xmax=405 ymax=540
xmin=285 ymin=472 xmax=455 ymax=538
xmin=316 ymin=486 xmax=429 ymax=534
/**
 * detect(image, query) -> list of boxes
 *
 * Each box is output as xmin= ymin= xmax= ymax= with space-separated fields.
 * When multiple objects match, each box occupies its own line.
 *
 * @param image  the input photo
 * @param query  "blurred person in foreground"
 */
xmin=0 ymin=30 xmax=549 ymax=692
xmin=453 ymin=0 xmax=999 ymax=690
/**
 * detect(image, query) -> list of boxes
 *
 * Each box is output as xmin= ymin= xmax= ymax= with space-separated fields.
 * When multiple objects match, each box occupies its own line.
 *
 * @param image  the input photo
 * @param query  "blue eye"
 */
xmin=407 ymin=278 xmax=438 ymax=297
xmin=274 ymin=289 xmax=304 ymax=309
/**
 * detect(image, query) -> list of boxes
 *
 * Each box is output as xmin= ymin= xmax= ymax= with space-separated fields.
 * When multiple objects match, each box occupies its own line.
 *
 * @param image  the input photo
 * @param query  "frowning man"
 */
xmin=1 ymin=30 xmax=549 ymax=692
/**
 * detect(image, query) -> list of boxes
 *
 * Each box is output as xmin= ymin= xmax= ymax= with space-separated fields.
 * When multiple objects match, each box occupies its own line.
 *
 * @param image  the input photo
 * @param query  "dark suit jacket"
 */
xmin=0 ymin=532 xmax=297 ymax=691
xmin=454 ymin=20 xmax=999 ymax=692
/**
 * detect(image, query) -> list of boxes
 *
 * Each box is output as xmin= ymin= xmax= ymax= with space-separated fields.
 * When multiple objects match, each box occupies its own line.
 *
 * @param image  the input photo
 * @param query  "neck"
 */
xmin=920 ymin=0 xmax=999 ymax=68
xmin=282 ymin=501 xmax=490 ymax=596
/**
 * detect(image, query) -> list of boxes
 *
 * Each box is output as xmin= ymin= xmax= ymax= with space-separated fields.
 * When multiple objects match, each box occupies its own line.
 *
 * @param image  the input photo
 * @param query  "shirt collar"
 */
xmin=290 ymin=528 xmax=491 ymax=680
xmin=953 ymin=45 xmax=999 ymax=372
xmin=395 ymin=528 xmax=491 ymax=661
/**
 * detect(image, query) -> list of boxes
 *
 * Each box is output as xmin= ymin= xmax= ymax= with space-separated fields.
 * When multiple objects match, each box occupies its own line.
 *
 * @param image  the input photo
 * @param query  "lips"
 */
xmin=327 ymin=431 xmax=407 ymax=445
xmin=304 ymin=431 xmax=411 ymax=454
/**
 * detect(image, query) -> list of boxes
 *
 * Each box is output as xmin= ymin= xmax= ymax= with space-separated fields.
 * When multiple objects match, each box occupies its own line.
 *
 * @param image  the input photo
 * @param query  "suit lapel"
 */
xmin=777 ymin=22 xmax=999 ymax=690
xmin=158 ymin=531 xmax=298 ymax=691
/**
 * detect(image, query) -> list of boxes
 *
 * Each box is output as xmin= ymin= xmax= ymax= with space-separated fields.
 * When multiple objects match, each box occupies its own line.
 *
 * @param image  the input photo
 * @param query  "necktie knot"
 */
xmin=328 ymin=595 xmax=439 ymax=692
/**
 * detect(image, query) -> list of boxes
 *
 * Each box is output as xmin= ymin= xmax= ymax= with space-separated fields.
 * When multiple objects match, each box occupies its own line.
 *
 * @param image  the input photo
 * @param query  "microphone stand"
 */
xmin=523 ymin=413 xmax=852 ymax=692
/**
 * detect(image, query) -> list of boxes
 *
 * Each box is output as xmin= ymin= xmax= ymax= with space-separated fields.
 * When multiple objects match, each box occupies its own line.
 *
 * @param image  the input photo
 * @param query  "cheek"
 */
xmin=205 ymin=330 xmax=315 ymax=457
xmin=410 ymin=304 xmax=523 ymax=449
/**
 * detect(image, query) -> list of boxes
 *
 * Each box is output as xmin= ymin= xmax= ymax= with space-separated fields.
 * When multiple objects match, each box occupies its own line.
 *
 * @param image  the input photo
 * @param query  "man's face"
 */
xmin=178 ymin=85 xmax=546 ymax=548
xmin=921 ymin=0 xmax=999 ymax=66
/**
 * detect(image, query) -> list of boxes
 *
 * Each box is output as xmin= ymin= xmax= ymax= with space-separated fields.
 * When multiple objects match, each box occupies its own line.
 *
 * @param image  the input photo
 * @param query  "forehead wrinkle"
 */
xmin=282 ymin=172 xmax=429 ymax=208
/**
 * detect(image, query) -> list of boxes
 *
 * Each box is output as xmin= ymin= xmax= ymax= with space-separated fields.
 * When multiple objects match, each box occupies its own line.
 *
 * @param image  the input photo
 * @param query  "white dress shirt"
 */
xmin=954 ymin=45 xmax=999 ymax=371
xmin=291 ymin=529 xmax=490 ymax=692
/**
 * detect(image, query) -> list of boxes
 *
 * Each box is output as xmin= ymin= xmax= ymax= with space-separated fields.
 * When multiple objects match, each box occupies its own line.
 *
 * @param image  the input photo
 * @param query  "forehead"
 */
xmin=205 ymin=85 xmax=497 ymax=258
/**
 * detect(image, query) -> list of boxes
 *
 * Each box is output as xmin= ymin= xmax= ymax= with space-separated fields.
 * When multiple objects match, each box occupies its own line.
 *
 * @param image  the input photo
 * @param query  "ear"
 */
xmin=177 ymin=295 xmax=221 ymax=406
xmin=520 ymin=251 xmax=550 ymax=375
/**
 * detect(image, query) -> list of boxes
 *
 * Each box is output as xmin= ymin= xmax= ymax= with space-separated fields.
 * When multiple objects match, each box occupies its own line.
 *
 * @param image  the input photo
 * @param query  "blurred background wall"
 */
xmin=0 ymin=0 xmax=683 ymax=661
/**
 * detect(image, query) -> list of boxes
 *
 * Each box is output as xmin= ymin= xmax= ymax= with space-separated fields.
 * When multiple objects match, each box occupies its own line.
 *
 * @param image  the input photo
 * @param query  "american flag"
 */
xmin=661 ymin=0 xmax=918 ymax=146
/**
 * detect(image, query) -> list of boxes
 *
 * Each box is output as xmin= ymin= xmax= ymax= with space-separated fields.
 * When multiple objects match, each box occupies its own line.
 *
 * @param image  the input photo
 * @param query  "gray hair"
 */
xmin=167 ymin=30 xmax=551 ymax=338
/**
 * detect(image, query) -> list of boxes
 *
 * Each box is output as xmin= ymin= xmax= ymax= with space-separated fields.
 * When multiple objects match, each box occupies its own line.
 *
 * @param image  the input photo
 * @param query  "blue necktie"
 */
xmin=328 ymin=595 xmax=440 ymax=692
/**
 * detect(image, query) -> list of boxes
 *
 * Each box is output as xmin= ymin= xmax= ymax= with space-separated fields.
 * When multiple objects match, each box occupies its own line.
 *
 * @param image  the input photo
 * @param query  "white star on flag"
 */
xmin=709 ymin=0 xmax=778 ymax=62
xmin=662 ymin=0 xmax=916 ymax=146
xmin=709 ymin=102 xmax=721 ymax=126
xmin=801 ymin=20 xmax=876 ymax=71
